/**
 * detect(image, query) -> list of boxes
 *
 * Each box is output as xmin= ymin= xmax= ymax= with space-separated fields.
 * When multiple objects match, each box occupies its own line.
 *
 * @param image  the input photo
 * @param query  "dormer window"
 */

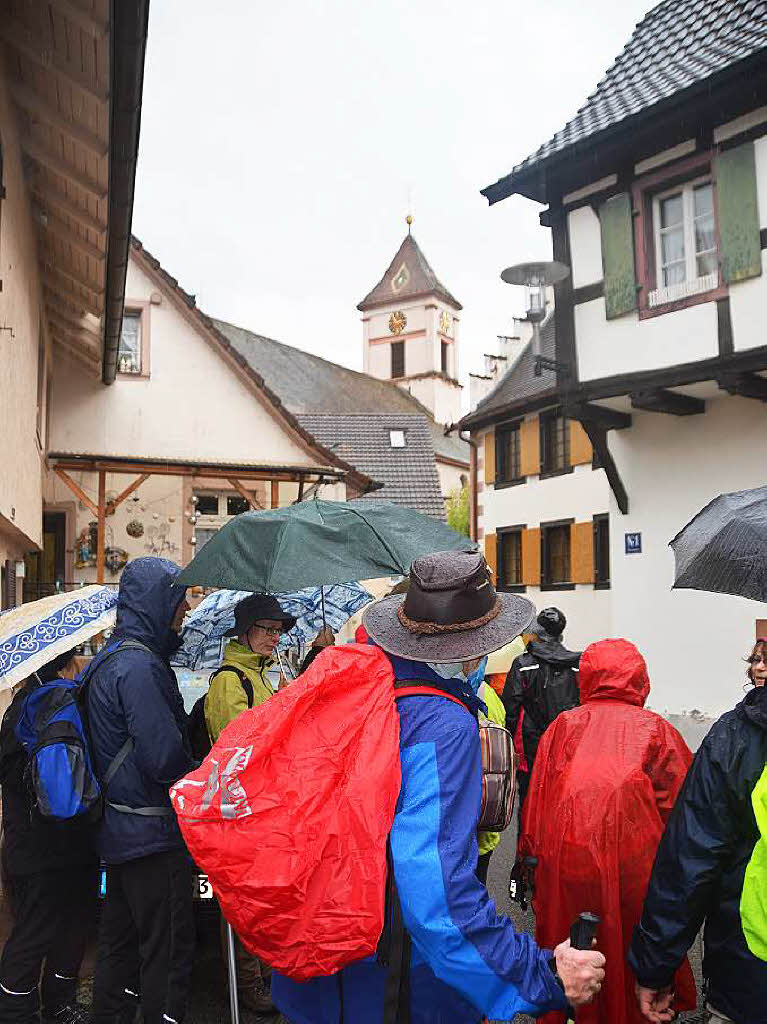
xmin=650 ymin=179 xmax=718 ymax=307
xmin=389 ymin=430 xmax=406 ymax=448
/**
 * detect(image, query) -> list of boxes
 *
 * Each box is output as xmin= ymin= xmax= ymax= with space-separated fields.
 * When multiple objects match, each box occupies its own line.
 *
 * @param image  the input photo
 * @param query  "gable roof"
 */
xmin=298 ymin=414 xmax=446 ymax=518
xmin=129 ymin=239 xmax=376 ymax=493
xmin=357 ymin=233 xmax=462 ymax=311
xmin=483 ymin=0 xmax=767 ymax=204
xmin=212 ymin=318 xmax=470 ymax=466
xmin=460 ymin=316 xmax=559 ymax=429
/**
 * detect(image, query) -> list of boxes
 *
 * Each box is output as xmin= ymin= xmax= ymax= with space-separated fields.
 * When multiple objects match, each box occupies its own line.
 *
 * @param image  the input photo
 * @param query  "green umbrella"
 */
xmin=177 ymin=499 xmax=474 ymax=592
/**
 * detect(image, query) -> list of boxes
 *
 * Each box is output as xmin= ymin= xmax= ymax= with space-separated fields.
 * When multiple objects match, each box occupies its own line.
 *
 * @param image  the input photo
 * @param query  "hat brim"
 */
xmin=224 ymin=613 xmax=297 ymax=638
xmin=362 ymin=592 xmax=536 ymax=664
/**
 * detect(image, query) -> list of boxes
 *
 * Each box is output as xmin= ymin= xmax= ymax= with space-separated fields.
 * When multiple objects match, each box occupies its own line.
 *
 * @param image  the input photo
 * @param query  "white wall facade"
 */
xmin=607 ymin=395 xmax=767 ymax=718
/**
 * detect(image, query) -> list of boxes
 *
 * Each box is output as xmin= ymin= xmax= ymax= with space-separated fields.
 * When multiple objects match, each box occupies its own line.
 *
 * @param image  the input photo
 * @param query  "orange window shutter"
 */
xmin=484 ymin=430 xmax=496 ymax=485
xmin=571 ymin=522 xmax=595 ymax=584
xmin=569 ymin=420 xmax=593 ymax=466
xmin=484 ymin=533 xmax=498 ymax=577
xmin=520 ymin=417 xmax=540 ymax=477
xmin=521 ymin=527 xmax=541 ymax=586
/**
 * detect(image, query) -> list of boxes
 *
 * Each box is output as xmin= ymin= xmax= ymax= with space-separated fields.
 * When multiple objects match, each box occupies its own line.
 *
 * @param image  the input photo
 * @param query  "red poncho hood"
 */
xmin=578 ymin=638 xmax=650 ymax=708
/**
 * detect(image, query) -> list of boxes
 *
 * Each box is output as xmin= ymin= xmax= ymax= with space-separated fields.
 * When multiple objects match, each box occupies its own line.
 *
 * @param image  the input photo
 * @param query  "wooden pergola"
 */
xmin=51 ymin=454 xmax=372 ymax=583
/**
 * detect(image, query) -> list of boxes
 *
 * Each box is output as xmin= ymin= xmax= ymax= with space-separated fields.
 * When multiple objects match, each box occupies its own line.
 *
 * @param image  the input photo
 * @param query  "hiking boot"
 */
xmin=42 ymin=1006 xmax=92 ymax=1024
xmin=237 ymin=982 xmax=277 ymax=1016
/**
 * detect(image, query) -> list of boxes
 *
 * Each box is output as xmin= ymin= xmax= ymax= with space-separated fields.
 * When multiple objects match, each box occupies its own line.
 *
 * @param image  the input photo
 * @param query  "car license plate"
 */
xmin=196 ymin=873 xmax=214 ymax=900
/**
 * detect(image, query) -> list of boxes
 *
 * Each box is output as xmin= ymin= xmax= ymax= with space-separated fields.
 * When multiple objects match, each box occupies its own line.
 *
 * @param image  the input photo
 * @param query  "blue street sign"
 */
xmin=625 ymin=532 xmax=642 ymax=554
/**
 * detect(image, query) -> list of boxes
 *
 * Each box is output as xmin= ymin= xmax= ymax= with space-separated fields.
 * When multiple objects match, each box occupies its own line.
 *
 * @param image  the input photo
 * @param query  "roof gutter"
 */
xmin=102 ymin=0 xmax=150 ymax=384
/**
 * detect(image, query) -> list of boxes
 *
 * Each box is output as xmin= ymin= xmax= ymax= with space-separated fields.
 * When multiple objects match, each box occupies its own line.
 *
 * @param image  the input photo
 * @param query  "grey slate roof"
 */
xmin=299 ymin=414 xmax=446 ymax=518
xmin=483 ymin=0 xmax=767 ymax=203
xmin=213 ymin=318 xmax=470 ymax=466
xmin=460 ymin=317 xmax=558 ymax=427
xmin=357 ymin=233 xmax=462 ymax=311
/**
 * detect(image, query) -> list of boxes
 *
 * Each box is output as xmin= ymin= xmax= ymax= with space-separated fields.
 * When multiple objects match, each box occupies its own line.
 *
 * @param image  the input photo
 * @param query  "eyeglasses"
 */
xmin=750 ymin=655 xmax=767 ymax=665
xmin=253 ymin=623 xmax=284 ymax=638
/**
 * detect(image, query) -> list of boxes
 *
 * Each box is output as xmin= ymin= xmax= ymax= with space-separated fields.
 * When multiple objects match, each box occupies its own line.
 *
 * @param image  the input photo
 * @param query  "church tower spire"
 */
xmin=357 ymin=225 xmax=462 ymax=426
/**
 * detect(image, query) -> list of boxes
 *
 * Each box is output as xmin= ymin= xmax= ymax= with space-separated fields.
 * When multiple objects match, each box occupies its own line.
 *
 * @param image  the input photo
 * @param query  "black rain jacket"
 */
xmin=87 ymin=557 xmax=196 ymax=865
xmin=628 ymin=685 xmax=767 ymax=1024
xmin=501 ymin=636 xmax=580 ymax=771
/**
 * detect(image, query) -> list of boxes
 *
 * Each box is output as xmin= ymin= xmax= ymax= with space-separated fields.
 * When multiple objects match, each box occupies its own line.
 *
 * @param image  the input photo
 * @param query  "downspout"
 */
xmin=460 ymin=431 xmax=479 ymax=543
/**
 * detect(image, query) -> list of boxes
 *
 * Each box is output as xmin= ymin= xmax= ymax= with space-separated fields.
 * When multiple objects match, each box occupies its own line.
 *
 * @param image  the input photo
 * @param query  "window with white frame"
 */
xmin=118 ymin=310 xmax=143 ymax=374
xmin=650 ymin=179 xmax=718 ymax=307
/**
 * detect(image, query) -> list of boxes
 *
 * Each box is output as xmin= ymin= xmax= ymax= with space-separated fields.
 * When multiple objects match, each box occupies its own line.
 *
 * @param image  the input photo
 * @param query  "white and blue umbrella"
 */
xmin=0 ymin=586 xmax=118 ymax=692
xmin=173 ymin=583 xmax=373 ymax=671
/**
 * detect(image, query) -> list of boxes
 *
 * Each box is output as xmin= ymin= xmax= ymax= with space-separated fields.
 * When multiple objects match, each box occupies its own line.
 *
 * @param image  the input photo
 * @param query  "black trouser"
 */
xmin=475 ymin=852 xmax=492 ymax=887
xmin=0 ymin=864 xmax=97 ymax=1023
xmin=93 ymin=850 xmax=195 ymax=1024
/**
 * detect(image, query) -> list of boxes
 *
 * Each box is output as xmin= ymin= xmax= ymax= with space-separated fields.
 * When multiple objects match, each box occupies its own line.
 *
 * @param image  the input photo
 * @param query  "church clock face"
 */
xmin=389 ymin=310 xmax=407 ymax=335
xmin=439 ymin=311 xmax=451 ymax=335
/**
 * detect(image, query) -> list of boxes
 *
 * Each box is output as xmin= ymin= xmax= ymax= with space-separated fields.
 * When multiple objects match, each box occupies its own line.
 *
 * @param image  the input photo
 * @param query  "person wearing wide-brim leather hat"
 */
xmin=273 ymin=550 xmax=605 ymax=1024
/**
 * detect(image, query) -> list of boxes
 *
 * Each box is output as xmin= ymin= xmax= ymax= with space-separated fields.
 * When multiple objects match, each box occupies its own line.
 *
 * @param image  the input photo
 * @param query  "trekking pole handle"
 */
xmin=570 ymin=911 xmax=600 ymax=950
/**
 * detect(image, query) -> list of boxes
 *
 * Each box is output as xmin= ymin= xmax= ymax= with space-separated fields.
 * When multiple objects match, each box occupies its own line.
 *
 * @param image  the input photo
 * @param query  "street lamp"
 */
xmin=500 ymin=261 xmax=570 ymax=376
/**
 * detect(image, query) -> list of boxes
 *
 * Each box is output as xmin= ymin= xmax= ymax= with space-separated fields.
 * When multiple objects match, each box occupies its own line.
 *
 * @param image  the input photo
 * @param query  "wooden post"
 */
xmin=271 ymin=480 xmax=279 ymax=509
xmin=96 ymin=470 xmax=106 ymax=584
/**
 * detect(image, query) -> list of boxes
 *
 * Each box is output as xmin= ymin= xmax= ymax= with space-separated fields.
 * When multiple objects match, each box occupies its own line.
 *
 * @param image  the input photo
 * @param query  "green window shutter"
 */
xmin=717 ymin=141 xmax=762 ymax=285
xmin=599 ymin=193 xmax=637 ymax=319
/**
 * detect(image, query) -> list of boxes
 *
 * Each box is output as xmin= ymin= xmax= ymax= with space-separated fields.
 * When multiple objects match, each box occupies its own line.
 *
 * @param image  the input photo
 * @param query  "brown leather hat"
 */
xmin=363 ymin=550 xmax=535 ymax=663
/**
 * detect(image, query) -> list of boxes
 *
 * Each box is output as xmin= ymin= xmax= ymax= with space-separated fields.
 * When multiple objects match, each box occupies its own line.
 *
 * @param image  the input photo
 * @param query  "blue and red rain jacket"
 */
xmin=271 ymin=654 xmax=568 ymax=1024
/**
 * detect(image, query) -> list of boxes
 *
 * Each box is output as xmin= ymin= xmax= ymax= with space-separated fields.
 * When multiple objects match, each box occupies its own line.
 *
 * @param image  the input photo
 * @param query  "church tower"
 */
xmin=357 ymin=219 xmax=463 ymax=425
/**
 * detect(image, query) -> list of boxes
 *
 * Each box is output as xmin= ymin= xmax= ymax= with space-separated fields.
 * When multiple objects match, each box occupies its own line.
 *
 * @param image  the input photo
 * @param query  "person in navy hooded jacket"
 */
xmin=87 ymin=558 xmax=195 ymax=1024
xmin=271 ymin=551 xmax=605 ymax=1024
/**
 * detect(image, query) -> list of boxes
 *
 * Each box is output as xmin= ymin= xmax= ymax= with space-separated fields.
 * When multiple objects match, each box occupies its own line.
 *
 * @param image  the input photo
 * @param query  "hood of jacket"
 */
xmin=527 ymin=636 xmax=581 ymax=667
xmin=578 ymin=638 xmax=650 ymax=707
xmin=113 ymin=557 xmax=186 ymax=659
xmin=743 ymin=683 xmax=767 ymax=732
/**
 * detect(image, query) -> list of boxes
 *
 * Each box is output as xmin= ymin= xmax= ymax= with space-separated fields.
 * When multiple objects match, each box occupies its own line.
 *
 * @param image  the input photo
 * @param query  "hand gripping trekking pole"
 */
xmin=566 ymin=912 xmax=600 ymax=1023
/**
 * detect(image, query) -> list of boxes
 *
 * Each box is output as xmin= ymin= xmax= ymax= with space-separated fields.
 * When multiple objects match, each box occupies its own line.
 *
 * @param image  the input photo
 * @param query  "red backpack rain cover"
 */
xmin=170 ymin=644 xmax=401 ymax=980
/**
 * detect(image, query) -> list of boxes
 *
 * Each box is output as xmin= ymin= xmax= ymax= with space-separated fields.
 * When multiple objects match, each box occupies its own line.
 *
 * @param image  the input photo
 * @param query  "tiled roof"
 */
xmin=357 ymin=233 xmax=462 ymax=311
xmin=460 ymin=317 xmax=558 ymax=427
xmin=213 ymin=318 xmax=470 ymax=465
xmin=298 ymin=414 xmax=447 ymax=518
xmin=483 ymin=0 xmax=767 ymax=203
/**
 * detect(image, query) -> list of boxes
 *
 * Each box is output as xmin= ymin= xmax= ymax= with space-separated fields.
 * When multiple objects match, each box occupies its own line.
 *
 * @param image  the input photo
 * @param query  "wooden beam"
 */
xmin=43 ymin=284 xmax=98 ymax=320
xmin=48 ymin=311 xmax=100 ymax=353
xmin=106 ymin=474 xmax=151 ymax=515
xmin=54 ymin=467 xmax=98 ymax=516
xmin=718 ymin=372 xmax=767 ymax=402
xmin=581 ymin=422 xmax=629 ymax=515
xmin=226 ymin=478 xmax=263 ymax=511
xmin=46 ymin=301 xmax=101 ymax=342
xmin=51 ymin=334 xmax=100 ymax=373
xmin=297 ymin=474 xmax=306 ymax=502
xmin=42 ymin=266 xmax=104 ymax=313
xmin=22 ymin=137 xmax=107 ymax=201
xmin=49 ymin=0 xmax=109 ymax=40
xmin=33 ymin=186 xmax=106 ymax=236
xmin=39 ymin=214 xmax=105 ymax=262
xmin=630 ymin=389 xmax=706 ymax=416
xmin=96 ymin=471 xmax=106 ymax=584
xmin=52 ymin=459 xmax=340 ymax=485
xmin=569 ymin=402 xmax=632 ymax=431
xmin=9 ymin=81 xmax=108 ymax=157
xmin=0 ymin=20 xmax=109 ymax=104
xmin=271 ymin=481 xmax=280 ymax=509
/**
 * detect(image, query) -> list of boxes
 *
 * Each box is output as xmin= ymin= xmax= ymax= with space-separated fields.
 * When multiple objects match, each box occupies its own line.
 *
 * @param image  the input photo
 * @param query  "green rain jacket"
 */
xmin=204 ymin=639 xmax=275 ymax=743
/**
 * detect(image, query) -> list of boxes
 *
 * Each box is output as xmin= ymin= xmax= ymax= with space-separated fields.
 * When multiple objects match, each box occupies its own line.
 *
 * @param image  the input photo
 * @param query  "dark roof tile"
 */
xmin=357 ymin=233 xmax=462 ymax=311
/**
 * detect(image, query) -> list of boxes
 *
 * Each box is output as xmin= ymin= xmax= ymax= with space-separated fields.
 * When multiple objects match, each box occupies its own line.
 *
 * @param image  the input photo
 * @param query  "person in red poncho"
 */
xmin=518 ymin=638 xmax=697 ymax=1024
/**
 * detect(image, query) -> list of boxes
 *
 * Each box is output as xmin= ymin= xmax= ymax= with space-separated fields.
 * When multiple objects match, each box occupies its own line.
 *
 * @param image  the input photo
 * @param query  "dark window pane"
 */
xmin=496 ymin=423 xmax=521 ymax=483
xmin=195 ymin=495 xmax=219 ymax=516
xmin=227 ymin=495 xmax=250 ymax=516
xmin=391 ymin=341 xmax=405 ymax=378
xmin=543 ymin=524 xmax=570 ymax=584
xmin=500 ymin=531 xmax=522 ymax=588
xmin=118 ymin=311 xmax=142 ymax=374
xmin=541 ymin=413 xmax=568 ymax=474
xmin=441 ymin=341 xmax=449 ymax=375
xmin=594 ymin=516 xmax=610 ymax=586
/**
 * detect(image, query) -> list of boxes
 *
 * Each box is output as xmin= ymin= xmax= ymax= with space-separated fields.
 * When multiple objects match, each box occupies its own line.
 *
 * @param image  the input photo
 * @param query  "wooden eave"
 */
xmin=1 ymin=0 xmax=148 ymax=379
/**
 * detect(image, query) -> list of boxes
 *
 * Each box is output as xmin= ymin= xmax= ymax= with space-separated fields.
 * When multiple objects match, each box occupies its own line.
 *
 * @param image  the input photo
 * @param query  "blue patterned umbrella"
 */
xmin=173 ymin=583 xmax=373 ymax=671
xmin=0 ymin=586 xmax=118 ymax=691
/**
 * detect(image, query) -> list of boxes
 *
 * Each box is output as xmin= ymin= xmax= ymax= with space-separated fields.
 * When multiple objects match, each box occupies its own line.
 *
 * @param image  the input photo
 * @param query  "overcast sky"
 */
xmin=132 ymin=0 xmax=657 ymax=403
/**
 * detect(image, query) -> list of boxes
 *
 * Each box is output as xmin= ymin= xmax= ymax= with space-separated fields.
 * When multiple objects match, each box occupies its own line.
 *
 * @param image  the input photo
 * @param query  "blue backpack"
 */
xmin=15 ymin=639 xmax=151 ymax=823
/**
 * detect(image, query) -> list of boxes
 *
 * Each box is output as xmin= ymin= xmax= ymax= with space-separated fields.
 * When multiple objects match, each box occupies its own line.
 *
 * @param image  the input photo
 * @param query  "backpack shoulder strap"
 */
xmin=394 ymin=682 xmax=472 ymax=715
xmin=210 ymin=665 xmax=255 ymax=708
xmin=78 ymin=638 xmax=154 ymax=688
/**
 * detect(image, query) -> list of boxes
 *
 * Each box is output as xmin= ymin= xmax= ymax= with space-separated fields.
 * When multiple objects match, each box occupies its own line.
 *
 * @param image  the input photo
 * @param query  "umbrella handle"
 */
xmin=320 ymin=585 xmax=326 ymax=629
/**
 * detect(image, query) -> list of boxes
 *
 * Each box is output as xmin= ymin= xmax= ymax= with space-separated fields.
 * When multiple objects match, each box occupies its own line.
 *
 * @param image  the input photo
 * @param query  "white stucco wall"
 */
xmin=50 ymin=256 xmax=326 ymax=468
xmin=575 ymin=297 xmax=719 ymax=382
xmin=607 ymin=394 xmax=767 ymax=718
xmin=436 ymin=460 xmax=467 ymax=500
xmin=0 ymin=51 xmax=46 ymax=554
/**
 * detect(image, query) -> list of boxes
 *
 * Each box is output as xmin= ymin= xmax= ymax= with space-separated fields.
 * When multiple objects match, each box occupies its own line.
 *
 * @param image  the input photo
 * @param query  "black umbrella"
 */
xmin=670 ymin=485 xmax=767 ymax=603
